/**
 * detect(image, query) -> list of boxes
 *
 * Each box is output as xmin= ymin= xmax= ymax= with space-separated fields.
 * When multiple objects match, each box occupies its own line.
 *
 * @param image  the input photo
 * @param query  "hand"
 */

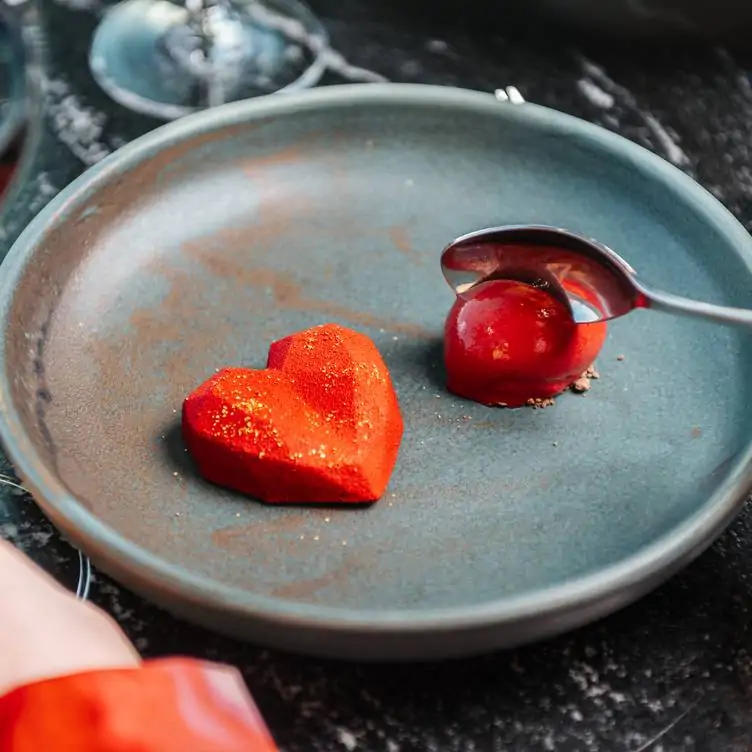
xmin=0 ymin=539 xmax=140 ymax=697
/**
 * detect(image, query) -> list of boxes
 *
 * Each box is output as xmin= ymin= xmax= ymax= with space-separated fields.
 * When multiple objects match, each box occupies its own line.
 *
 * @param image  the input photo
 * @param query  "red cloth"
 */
xmin=0 ymin=163 xmax=15 ymax=197
xmin=0 ymin=658 xmax=278 ymax=751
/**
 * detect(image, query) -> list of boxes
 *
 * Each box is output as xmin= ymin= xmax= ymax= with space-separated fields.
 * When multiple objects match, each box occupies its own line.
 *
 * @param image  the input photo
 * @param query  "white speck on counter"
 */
xmin=577 ymin=78 xmax=614 ymax=109
xmin=643 ymin=113 xmax=689 ymax=167
xmin=336 ymin=727 xmax=358 ymax=751
xmin=46 ymin=77 xmax=112 ymax=166
xmin=425 ymin=39 xmax=448 ymax=54
xmin=577 ymin=57 xmax=689 ymax=166
xmin=26 ymin=172 xmax=60 ymax=215
xmin=37 ymin=172 xmax=58 ymax=198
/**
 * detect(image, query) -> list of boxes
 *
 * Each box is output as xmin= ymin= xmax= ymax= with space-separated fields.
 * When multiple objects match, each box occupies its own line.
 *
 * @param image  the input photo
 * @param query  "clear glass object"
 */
xmin=0 ymin=474 xmax=91 ymax=599
xmin=89 ymin=0 xmax=330 ymax=120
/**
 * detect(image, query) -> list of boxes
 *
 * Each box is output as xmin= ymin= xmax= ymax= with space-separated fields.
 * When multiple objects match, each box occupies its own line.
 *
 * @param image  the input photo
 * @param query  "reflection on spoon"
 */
xmin=441 ymin=224 xmax=752 ymax=329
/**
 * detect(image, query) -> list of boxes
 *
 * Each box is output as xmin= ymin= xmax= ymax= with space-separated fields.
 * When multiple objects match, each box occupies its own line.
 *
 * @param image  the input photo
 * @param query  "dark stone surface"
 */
xmin=3 ymin=0 xmax=752 ymax=748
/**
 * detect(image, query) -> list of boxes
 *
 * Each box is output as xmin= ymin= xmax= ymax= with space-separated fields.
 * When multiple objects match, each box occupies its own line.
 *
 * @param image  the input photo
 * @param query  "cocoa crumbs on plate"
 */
xmin=494 ymin=362 xmax=605 ymax=409
xmin=526 ymin=397 xmax=556 ymax=409
xmin=570 ymin=364 xmax=600 ymax=394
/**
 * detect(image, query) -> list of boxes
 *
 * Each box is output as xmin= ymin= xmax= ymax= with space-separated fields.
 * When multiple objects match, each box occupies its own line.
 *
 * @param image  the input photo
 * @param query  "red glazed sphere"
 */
xmin=444 ymin=279 xmax=607 ymax=407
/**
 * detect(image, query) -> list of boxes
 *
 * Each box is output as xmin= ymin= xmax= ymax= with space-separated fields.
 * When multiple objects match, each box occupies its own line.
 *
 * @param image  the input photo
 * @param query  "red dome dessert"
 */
xmin=444 ymin=279 xmax=607 ymax=408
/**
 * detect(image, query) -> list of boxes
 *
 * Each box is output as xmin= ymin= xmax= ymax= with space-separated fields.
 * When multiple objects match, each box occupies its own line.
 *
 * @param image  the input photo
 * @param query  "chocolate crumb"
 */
xmin=585 ymin=365 xmax=600 ymax=380
xmin=570 ymin=363 xmax=600 ymax=394
xmin=526 ymin=397 xmax=555 ymax=409
xmin=518 ymin=361 xmax=603 ymax=408
xmin=571 ymin=377 xmax=591 ymax=393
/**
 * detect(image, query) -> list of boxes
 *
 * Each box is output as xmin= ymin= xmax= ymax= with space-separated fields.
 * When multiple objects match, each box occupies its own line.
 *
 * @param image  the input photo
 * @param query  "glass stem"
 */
xmin=182 ymin=0 xmax=232 ymax=107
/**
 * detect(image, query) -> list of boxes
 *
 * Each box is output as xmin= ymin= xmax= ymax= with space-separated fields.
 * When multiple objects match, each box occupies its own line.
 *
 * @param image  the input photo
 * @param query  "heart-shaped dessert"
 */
xmin=182 ymin=324 xmax=404 ymax=504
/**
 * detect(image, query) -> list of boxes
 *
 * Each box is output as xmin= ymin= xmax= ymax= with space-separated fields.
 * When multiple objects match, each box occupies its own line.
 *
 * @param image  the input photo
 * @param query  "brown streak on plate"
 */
xmin=388 ymin=225 xmax=424 ymax=266
xmin=212 ymin=512 xmax=312 ymax=548
xmin=270 ymin=559 xmax=359 ymax=600
xmin=182 ymin=244 xmax=435 ymax=340
xmin=240 ymin=142 xmax=312 ymax=174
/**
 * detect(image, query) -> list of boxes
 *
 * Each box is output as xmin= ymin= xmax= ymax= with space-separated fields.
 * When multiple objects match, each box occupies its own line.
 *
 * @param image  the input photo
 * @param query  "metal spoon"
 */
xmin=440 ymin=224 xmax=752 ymax=328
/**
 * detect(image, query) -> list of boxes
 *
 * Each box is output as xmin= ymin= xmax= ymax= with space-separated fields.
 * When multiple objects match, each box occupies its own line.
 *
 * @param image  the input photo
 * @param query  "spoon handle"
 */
xmin=640 ymin=283 xmax=752 ymax=329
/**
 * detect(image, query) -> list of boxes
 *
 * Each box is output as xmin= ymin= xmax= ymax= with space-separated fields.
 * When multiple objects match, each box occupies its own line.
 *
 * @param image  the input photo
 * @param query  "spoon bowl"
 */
xmin=441 ymin=224 xmax=752 ymax=328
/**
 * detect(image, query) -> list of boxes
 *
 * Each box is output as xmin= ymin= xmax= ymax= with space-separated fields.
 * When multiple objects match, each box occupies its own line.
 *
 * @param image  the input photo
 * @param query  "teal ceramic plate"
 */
xmin=1 ymin=85 xmax=751 ymax=660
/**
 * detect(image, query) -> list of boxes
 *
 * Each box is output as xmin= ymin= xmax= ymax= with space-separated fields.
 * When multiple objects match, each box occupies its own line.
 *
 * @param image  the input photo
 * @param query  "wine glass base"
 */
xmin=0 ymin=473 xmax=92 ymax=599
xmin=90 ymin=0 xmax=329 ymax=120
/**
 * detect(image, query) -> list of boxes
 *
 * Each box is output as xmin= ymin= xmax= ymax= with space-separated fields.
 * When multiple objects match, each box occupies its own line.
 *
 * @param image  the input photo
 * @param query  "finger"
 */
xmin=0 ymin=540 xmax=141 ymax=696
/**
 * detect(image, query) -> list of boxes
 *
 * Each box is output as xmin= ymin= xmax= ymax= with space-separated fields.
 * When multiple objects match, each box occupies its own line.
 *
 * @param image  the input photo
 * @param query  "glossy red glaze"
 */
xmin=444 ymin=279 xmax=607 ymax=407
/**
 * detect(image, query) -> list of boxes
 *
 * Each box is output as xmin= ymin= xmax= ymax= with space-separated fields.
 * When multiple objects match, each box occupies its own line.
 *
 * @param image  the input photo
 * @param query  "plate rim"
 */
xmin=2 ymin=83 xmax=752 ymax=645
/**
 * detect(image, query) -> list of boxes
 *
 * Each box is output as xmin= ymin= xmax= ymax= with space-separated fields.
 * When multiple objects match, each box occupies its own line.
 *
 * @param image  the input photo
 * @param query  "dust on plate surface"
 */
xmin=2 ymin=86 xmax=752 ymax=658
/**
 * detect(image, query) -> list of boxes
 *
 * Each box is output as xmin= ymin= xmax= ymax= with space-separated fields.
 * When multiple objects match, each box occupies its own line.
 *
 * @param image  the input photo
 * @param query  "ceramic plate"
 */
xmin=1 ymin=85 xmax=751 ymax=660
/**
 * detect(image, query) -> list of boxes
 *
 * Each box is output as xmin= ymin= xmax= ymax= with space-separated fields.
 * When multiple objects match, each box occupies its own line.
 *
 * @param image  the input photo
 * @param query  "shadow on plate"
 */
xmin=159 ymin=420 xmax=376 ymax=510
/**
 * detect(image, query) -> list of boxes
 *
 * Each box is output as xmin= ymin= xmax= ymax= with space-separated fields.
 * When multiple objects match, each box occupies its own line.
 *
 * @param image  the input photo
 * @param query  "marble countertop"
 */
xmin=4 ymin=0 xmax=752 ymax=748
